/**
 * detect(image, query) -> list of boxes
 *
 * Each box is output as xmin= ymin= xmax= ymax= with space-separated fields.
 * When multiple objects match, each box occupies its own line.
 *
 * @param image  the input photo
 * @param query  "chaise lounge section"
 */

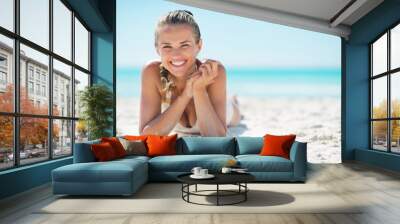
xmin=52 ymin=137 xmax=307 ymax=196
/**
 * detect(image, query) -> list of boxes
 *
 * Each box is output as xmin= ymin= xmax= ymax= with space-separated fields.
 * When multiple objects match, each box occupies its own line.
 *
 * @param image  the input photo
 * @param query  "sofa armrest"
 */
xmin=73 ymin=140 xmax=100 ymax=163
xmin=289 ymin=141 xmax=307 ymax=181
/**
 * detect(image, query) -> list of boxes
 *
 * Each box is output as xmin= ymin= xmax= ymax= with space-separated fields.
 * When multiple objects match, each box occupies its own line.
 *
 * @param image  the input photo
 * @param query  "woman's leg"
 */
xmin=228 ymin=95 xmax=242 ymax=127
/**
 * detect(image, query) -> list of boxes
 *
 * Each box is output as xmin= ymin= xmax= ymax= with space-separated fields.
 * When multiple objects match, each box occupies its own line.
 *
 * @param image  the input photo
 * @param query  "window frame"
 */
xmin=370 ymin=20 xmax=400 ymax=154
xmin=0 ymin=0 xmax=92 ymax=171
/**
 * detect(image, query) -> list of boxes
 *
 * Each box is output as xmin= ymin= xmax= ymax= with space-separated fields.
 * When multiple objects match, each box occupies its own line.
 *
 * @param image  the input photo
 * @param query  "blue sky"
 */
xmin=117 ymin=0 xmax=341 ymax=69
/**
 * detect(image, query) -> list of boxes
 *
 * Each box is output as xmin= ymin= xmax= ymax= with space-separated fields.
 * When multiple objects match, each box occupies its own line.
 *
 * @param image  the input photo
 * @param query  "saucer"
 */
xmin=190 ymin=174 xmax=215 ymax=179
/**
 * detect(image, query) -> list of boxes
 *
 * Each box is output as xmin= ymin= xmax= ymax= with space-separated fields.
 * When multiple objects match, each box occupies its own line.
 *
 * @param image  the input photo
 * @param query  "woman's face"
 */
xmin=156 ymin=24 xmax=202 ymax=78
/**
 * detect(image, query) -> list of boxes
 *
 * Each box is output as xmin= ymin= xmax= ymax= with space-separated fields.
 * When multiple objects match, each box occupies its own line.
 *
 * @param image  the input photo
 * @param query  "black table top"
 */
xmin=177 ymin=172 xmax=255 ymax=185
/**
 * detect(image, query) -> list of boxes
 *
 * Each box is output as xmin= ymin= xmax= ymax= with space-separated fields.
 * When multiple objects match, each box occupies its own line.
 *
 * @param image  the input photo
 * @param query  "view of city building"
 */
xmin=0 ymin=0 xmax=90 ymax=170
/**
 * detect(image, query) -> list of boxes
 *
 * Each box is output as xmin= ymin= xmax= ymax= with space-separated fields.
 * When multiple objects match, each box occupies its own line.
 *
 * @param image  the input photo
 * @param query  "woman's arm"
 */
xmin=192 ymin=62 xmax=227 ymax=136
xmin=138 ymin=63 xmax=192 ymax=135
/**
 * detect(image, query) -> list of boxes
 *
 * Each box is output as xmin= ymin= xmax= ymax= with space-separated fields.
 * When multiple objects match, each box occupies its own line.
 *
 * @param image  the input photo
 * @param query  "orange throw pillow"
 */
xmin=260 ymin=134 xmax=296 ymax=159
xmin=146 ymin=134 xmax=178 ymax=157
xmin=101 ymin=137 xmax=127 ymax=158
xmin=91 ymin=142 xmax=117 ymax=161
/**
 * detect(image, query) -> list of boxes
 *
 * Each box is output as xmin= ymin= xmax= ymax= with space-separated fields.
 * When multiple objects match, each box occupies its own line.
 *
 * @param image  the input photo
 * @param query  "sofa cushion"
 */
xmin=148 ymin=154 xmax=235 ymax=172
xmin=177 ymin=137 xmax=235 ymax=155
xmin=235 ymin=137 xmax=263 ymax=155
xmin=52 ymin=158 xmax=147 ymax=183
xmin=236 ymin=155 xmax=293 ymax=172
xmin=113 ymin=155 xmax=150 ymax=164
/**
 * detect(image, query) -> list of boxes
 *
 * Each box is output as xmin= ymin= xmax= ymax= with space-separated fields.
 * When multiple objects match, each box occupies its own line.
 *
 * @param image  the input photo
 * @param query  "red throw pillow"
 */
xmin=260 ymin=134 xmax=296 ymax=159
xmin=91 ymin=142 xmax=117 ymax=161
xmin=101 ymin=137 xmax=126 ymax=158
xmin=146 ymin=134 xmax=178 ymax=157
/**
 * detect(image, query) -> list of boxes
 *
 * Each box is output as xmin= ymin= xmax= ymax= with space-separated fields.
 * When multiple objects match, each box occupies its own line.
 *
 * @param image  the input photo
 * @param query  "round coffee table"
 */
xmin=177 ymin=172 xmax=255 ymax=206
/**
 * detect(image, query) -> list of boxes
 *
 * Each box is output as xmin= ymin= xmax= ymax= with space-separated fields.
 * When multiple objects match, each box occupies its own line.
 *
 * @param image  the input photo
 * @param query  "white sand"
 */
xmin=116 ymin=96 xmax=341 ymax=164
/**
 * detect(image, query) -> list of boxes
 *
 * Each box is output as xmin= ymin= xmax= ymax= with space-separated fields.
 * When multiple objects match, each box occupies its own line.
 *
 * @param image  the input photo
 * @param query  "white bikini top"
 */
xmin=161 ymin=102 xmax=201 ymax=136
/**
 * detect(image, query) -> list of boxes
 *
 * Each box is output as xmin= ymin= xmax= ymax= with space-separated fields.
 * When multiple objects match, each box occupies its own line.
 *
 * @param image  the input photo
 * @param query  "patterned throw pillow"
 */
xmin=118 ymin=137 xmax=147 ymax=156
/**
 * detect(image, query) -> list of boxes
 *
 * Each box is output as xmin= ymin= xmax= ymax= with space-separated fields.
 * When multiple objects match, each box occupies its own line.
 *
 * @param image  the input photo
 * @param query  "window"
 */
xmin=20 ymin=0 xmax=49 ymax=49
xmin=36 ymin=83 xmax=40 ymax=95
xmin=53 ymin=119 xmax=72 ymax=158
xmin=370 ymin=23 xmax=400 ymax=154
xmin=75 ymin=17 xmax=89 ymax=70
xmin=0 ymin=55 xmax=7 ymax=67
xmin=0 ymin=1 xmax=91 ymax=170
xmin=28 ymin=81 xmax=34 ymax=94
xmin=0 ymin=0 xmax=14 ymax=32
xmin=74 ymin=69 xmax=89 ymax=118
xmin=42 ymin=85 xmax=46 ymax=97
xmin=53 ymin=59 xmax=72 ymax=117
xmin=0 ymin=116 xmax=13 ymax=170
xmin=28 ymin=67 xmax=34 ymax=80
xmin=0 ymin=71 xmax=6 ymax=85
xmin=391 ymin=23 xmax=400 ymax=70
xmin=53 ymin=0 xmax=72 ymax=60
xmin=35 ymin=70 xmax=41 ymax=81
xmin=19 ymin=117 xmax=49 ymax=165
xmin=54 ymin=88 xmax=58 ymax=104
xmin=41 ymin=73 xmax=46 ymax=83
xmin=74 ymin=69 xmax=89 ymax=142
xmin=0 ymin=70 xmax=7 ymax=93
xmin=0 ymin=54 xmax=8 ymax=90
xmin=0 ymin=34 xmax=13 ymax=113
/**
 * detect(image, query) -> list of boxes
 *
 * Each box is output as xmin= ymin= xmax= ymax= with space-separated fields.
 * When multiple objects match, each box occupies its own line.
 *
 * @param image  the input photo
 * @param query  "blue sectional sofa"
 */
xmin=52 ymin=137 xmax=307 ymax=196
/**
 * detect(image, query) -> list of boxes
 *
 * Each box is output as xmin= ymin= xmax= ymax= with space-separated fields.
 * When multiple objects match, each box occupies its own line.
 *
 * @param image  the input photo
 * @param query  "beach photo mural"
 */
xmin=116 ymin=1 xmax=341 ymax=163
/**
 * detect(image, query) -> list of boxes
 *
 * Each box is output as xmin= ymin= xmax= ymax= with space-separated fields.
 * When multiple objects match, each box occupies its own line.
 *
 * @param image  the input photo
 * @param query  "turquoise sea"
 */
xmin=117 ymin=67 xmax=341 ymax=98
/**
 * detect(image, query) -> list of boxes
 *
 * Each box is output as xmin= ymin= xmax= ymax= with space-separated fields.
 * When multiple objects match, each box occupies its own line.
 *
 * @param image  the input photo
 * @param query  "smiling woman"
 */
xmin=139 ymin=10 xmax=241 ymax=137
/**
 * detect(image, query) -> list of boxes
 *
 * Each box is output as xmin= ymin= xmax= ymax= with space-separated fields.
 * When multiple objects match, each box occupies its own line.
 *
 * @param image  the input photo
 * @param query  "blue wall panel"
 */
xmin=91 ymin=32 xmax=115 ymax=136
xmin=0 ymin=158 xmax=72 ymax=199
xmin=343 ymin=44 xmax=369 ymax=160
xmin=92 ymin=33 xmax=114 ymax=88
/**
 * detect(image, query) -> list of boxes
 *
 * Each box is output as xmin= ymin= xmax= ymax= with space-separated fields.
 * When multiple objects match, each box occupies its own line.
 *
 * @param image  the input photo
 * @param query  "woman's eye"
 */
xmin=182 ymin=44 xmax=189 ymax=47
xmin=163 ymin=46 xmax=171 ymax=49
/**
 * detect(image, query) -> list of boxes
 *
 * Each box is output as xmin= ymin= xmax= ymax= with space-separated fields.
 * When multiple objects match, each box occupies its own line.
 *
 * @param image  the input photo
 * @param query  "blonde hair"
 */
xmin=154 ymin=10 xmax=201 ymax=47
xmin=155 ymin=10 xmax=201 ymax=103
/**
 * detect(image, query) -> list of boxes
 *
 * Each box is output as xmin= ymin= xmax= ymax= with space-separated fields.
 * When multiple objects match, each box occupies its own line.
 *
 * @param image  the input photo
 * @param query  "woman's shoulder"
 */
xmin=142 ymin=60 xmax=162 ymax=73
xmin=141 ymin=60 xmax=162 ymax=81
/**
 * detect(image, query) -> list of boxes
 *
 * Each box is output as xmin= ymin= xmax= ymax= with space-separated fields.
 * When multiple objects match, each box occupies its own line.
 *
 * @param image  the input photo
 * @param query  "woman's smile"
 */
xmin=170 ymin=59 xmax=187 ymax=67
xmin=167 ymin=59 xmax=194 ymax=75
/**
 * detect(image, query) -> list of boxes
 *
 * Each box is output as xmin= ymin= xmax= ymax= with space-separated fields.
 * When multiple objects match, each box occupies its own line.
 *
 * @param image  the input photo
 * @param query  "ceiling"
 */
xmin=167 ymin=0 xmax=384 ymax=39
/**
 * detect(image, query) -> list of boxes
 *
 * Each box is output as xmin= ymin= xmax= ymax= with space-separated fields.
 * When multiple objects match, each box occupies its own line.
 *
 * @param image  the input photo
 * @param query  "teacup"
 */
xmin=199 ymin=168 xmax=208 ymax=176
xmin=191 ymin=167 xmax=202 ymax=176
